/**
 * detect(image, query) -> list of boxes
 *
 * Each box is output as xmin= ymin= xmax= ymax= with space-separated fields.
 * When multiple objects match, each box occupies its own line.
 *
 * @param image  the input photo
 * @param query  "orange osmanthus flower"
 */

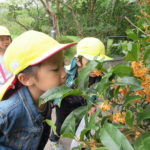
xmin=90 ymin=145 xmax=97 ymax=150
xmin=135 ymin=131 xmax=141 ymax=139
xmin=141 ymin=76 xmax=150 ymax=101
xmin=143 ymin=25 xmax=149 ymax=29
xmin=111 ymin=112 xmax=126 ymax=124
xmin=147 ymin=38 xmax=150 ymax=42
xmin=146 ymin=95 xmax=150 ymax=103
xmin=134 ymin=99 xmax=141 ymax=103
xmin=147 ymin=0 xmax=150 ymax=4
xmin=92 ymin=70 xmax=103 ymax=77
xmin=89 ymin=139 xmax=97 ymax=150
xmin=131 ymin=61 xmax=148 ymax=75
xmin=112 ymin=84 xmax=118 ymax=89
xmin=99 ymin=100 xmax=111 ymax=112
xmin=132 ymin=61 xmax=150 ymax=102
xmin=119 ymin=88 xmax=128 ymax=96
xmin=131 ymin=61 xmax=148 ymax=78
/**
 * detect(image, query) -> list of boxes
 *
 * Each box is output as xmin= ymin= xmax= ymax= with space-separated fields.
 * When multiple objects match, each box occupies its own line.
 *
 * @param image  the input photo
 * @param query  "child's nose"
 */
xmin=61 ymin=68 xmax=67 ymax=81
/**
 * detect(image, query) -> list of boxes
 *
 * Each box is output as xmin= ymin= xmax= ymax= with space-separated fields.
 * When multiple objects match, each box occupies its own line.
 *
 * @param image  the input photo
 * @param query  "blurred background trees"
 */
xmin=0 ymin=0 xmax=148 ymax=59
xmin=0 ymin=0 xmax=140 ymax=37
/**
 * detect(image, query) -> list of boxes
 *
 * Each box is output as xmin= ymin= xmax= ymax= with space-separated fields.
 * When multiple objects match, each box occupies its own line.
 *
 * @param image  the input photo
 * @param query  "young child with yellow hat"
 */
xmin=50 ymin=37 xmax=111 ymax=149
xmin=0 ymin=26 xmax=12 ymax=87
xmin=0 ymin=30 xmax=76 ymax=150
xmin=0 ymin=26 xmax=12 ymax=55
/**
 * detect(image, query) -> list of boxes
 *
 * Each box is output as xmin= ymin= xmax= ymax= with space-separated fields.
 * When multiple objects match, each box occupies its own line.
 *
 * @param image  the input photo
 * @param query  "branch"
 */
xmin=125 ymin=16 xmax=148 ymax=35
xmin=14 ymin=17 xmax=29 ymax=30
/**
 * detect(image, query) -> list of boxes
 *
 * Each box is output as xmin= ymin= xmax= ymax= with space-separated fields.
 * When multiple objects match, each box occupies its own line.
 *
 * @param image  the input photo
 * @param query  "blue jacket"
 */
xmin=64 ymin=58 xmax=101 ymax=104
xmin=66 ymin=57 xmax=77 ymax=88
xmin=0 ymin=86 xmax=46 ymax=150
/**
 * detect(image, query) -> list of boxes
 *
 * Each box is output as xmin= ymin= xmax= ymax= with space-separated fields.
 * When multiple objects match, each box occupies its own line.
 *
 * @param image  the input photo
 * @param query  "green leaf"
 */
xmin=100 ymin=123 xmax=134 ymax=150
xmin=116 ymin=77 xmax=141 ymax=90
xmin=45 ymin=119 xmax=57 ymax=136
xmin=126 ymin=29 xmax=139 ymax=40
xmin=144 ymin=48 xmax=150 ymax=64
xmin=124 ymin=43 xmax=139 ymax=61
xmin=134 ymin=133 xmax=150 ymax=150
xmin=39 ymin=85 xmax=82 ymax=105
xmin=128 ymin=0 xmax=136 ymax=2
xmin=94 ymin=148 xmax=110 ymax=150
xmin=61 ymin=106 xmax=87 ymax=138
xmin=80 ymin=128 xmax=90 ymax=141
xmin=112 ymin=64 xmax=132 ymax=77
xmin=138 ymin=109 xmax=150 ymax=123
xmin=76 ymin=60 xmax=99 ymax=90
xmin=96 ymin=73 xmax=112 ymax=95
xmin=125 ymin=110 xmax=134 ymax=127
xmin=124 ymin=95 xmax=141 ymax=106
xmin=87 ymin=109 xmax=101 ymax=129
xmin=61 ymin=115 xmax=76 ymax=138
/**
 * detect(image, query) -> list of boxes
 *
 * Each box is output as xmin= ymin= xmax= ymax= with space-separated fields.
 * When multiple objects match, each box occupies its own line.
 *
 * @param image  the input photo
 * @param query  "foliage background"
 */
xmin=0 ymin=0 xmax=141 ymax=59
xmin=1 ymin=0 xmax=150 ymax=149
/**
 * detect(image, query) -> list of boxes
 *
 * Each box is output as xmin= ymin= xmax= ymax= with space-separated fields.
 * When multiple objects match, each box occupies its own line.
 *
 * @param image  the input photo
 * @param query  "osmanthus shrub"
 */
xmin=39 ymin=1 xmax=150 ymax=149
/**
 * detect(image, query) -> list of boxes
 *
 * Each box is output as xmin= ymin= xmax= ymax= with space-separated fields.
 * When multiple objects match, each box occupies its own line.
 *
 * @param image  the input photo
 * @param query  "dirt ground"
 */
xmin=44 ymin=138 xmax=72 ymax=150
xmin=44 ymin=108 xmax=72 ymax=150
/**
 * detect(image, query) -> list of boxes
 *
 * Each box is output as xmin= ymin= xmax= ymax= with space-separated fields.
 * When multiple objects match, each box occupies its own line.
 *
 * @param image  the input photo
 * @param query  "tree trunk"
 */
xmin=62 ymin=3 xmax=83 ymax=36
xmin=40 ymin=0 xmax=60 ymax=37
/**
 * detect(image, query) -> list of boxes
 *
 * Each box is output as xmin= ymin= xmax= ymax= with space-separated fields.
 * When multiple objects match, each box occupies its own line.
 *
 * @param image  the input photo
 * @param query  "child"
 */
xmin=0 ymin=26 xmax=12 ymax=87
xmin=0 ymin=30 xmax=76 ymax=150
xmin=50 ymin=37 xmax=111 ymax=150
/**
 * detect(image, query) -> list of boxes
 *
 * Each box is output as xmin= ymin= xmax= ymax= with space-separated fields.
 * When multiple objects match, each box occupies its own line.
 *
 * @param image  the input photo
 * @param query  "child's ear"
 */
xmin=76 ymin=57 xmax=82 ymax=67
xmin=17 ymin=73 xmax=33 ymax=86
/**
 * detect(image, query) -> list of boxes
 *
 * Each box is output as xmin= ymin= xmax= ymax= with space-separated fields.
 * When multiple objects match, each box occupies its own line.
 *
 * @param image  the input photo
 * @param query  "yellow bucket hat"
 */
xmin=0 ymin=26 xmax=11 ymax=36
xmin=0 ymin=30 xmax=76 ymax=100
xmin=76 ymin=37 xmax=111 ymax=61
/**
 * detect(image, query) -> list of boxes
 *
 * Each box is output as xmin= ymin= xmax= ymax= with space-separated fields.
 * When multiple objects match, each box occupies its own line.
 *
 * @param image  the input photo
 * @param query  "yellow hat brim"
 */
xmin=75 ymin=54 xmax=112 ymax=61
xmin=0 ymin=76 xmax=16 ymax=100
xmin=31 ymin=42 xmax=76 ymax=65
xmin=0 ymin=42 xmax=76 ymax=101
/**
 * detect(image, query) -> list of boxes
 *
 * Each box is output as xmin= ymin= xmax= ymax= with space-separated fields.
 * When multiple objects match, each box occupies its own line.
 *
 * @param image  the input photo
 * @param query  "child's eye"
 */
xmin=52 ymin=68 xmax=59 ymax=72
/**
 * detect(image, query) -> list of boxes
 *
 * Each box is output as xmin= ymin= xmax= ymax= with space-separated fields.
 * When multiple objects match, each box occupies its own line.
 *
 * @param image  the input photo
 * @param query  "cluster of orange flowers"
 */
xmin=143 ymin=24 xmax=150 ymax=34
xmin=131 ymin=61 xmax=148 ymax=77
xmin=82 ymin=139 xmax=97 ymax=150
xmin=109 ymin=112 xmax=126 ymax=124
xmin=89 ymin=139 xmax=97 ymax=150
xmin=92 ymin=70 xmax=103 ymax=77
xmin=131 ymin=61 xmax=150 ymax=102
xmin=142 ymin=76 xmax=150 ymax=102
xmin=99 ymin=100 xmax=111 ymax=112
xmin=147 ymin=38 xmax=150 ymax=42
xmin=135 ymin=131 xmax=141 ymax=139
xmin=138 ymin=0 xmax=150 ymax=6
xmin=119 ymin=87 xmax=128 ymax=96
xmin=147 ymin=0 xmax=150 ymax=4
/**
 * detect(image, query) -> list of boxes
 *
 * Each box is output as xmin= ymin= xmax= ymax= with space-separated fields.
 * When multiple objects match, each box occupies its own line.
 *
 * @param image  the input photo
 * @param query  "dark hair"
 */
xmin=77 ymin=55 xmax=83 ymax=66
xmin=19 ymin=66 xmax=37 ymax=76
xmin=77 ymin=55 xmax=83 ymax=61
xmin=3 ymin=64 xmax=41 ymax=100
xmin=19 ymin=62 xmax=42 ymax=76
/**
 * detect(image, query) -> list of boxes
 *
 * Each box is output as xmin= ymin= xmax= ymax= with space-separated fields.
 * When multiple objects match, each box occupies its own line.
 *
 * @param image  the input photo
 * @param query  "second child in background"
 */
xmin=50 ymin=37 xmax=112 ymax=150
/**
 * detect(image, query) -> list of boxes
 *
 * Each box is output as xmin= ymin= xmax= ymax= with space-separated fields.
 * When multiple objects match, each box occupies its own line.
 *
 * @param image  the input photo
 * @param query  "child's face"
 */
xmin=76 ymin=57 xmax=89 ymax=72
xmin=76 ymin=57 xmax=100 ymax=77
xmin=31 ymin=51 xmax=66 ymax=93
xmin=0 ymin=36 xmax=11 ymax=53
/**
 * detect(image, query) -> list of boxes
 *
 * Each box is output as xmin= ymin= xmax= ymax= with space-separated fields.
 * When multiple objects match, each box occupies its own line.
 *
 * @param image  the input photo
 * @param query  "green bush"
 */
xmin=57 ymin=36 xmax=81 ymax=65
